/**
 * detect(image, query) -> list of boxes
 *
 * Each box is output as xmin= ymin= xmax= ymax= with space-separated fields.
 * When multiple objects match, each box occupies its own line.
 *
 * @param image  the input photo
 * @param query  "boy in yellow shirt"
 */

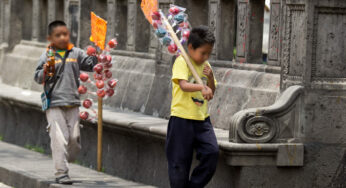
xmin=166 ymin=25 xmax=219 ymax=187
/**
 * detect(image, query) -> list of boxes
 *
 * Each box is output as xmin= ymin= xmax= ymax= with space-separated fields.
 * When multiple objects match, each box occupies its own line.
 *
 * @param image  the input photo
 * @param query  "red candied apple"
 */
xmin=152 ymin=20 xmax=162 ymax=29
xmin=93 ymin=64 xmax=103 ymax=74
xmin=97 ymin=89 xmax=106 ymax=98
xmin=106 ymin=55 xmax=112 ymax=63
xmin=86 ymin=46 xmax=96 ymax=56
xmin=104 ymin=62 xmax=112 ymax=69
xmin=80 ymin=73 xmax=89 ymax=82
xmin=108 ymin=39 xmax=118 ymax=48
xmin=106 ymin=88 xmax=115 ymax=97
xmin=78 ymin=85 xmax=87 ymax=94
xmin=97 ymin=54 xmax=107 ymax=63
xmin=104 ymin=70 xmax=112 ymax=79
xmin=108 ymin=79 xmax=118 ymax=88
xmin=169 ymin=6 xmax=181 ymax=15
xmin=96 ymin=80 xmax=104 ymax=89
xmin=93 ymin=73 xmax=103 ymax=80
xmin=182 ymin=30 xmax=190 ymax=39
xmin=80 ymin=111 xmax=89 ymax=120
xmin=82 ymin=99 xmax=92 ymax=108
xmin=168 ymin=43 xmax=178 ymax=54
xmin=151 ymin=11 xmax=161 ymax=20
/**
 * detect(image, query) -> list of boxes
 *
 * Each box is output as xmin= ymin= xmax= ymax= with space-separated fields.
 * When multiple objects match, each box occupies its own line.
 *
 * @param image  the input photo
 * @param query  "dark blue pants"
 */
xmin=165 ymin=116 xmax=219 ymax=188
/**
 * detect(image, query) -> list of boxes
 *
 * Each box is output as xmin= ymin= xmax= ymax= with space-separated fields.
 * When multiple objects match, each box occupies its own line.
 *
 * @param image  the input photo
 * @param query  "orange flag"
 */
xmin=141 ymin=0 xmax=158 ymax=24
xmin=90 ymin=12 xmax=107 ymax=50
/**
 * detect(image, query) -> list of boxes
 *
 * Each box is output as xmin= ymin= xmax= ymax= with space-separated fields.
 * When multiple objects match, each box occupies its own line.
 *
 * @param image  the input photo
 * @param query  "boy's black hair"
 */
xmin=187 ymin=25 xmax=215 ymax=49
xmin=48 ymin=20 xmax=67 ymax=35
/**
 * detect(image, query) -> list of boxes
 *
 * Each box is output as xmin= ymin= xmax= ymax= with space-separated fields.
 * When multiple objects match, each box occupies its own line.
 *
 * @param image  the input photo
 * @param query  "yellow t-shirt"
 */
xmin=171 ymin=56 xmax=217 ymax=121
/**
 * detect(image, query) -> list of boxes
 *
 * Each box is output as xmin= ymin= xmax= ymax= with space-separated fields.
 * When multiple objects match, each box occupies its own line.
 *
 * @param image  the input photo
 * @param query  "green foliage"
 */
xmin=24 ymin=144 xmax=45 ymax=154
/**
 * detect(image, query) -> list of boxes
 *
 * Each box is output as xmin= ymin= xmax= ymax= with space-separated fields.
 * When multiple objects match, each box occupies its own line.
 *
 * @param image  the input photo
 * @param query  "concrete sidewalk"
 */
xmin=0 ymin=141 xmax=156 ymax=188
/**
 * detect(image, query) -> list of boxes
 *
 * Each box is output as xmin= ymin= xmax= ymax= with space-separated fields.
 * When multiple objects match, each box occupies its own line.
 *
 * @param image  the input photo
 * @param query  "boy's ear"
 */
xmin=47 ymin=35 xmax=51 ymax=42
xmin=187 ymin=43 xmax=194 ymax=51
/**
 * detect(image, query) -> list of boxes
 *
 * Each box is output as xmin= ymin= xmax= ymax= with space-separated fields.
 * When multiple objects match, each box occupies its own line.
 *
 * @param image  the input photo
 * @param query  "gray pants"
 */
xmin=46 ymin=106 xmax=81 ymax=177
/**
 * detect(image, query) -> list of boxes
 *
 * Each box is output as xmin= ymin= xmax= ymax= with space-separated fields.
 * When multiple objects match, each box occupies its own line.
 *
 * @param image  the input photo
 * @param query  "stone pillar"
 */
xmin=126 ymin=0 xmax=136 ymax=51
xmin=236 ymin=0 xmax=265 ymax=64
xmin=66 ymin=0 xmax=80 ymax=46
xmin=47 ymin=0 xmax=56 ymax=25
xmin=267 ymin=0 xmax=282 ymax=66
xmin=107 ymin=0 xmax=116 ymax=43
xmin=31 ymin=0 xmax=40 ymax=41
xmin=208 ymin=0 xmax=218 ymax=60
xmin=3 ymin=0 xmax=11 ymax=45
xmin=216 ymin=0 xmax=236 ymax=61
xmin=126 ymin=0 xmax=150 ymax=52
xmin=0 ymin=0 xmax=4 ymax=44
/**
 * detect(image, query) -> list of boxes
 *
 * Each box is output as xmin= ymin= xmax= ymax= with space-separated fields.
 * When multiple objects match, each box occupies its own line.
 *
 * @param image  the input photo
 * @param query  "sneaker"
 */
xmin=55 ymin=175 xmax=73 ymax=185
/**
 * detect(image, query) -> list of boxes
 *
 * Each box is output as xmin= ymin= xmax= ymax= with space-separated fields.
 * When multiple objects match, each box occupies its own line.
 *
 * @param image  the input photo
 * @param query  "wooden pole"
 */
xmin=97 ymin=96 xmax=103 ymax=171
xmin=161 ymin=14 xmax=203 ymax=85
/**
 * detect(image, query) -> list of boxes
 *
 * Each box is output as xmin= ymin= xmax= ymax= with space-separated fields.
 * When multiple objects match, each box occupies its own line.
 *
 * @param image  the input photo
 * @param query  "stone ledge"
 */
xmin=0 ymin=83 xmax=303 ymax=167
xmin=0 ymin=141 xmax=155 ymax=188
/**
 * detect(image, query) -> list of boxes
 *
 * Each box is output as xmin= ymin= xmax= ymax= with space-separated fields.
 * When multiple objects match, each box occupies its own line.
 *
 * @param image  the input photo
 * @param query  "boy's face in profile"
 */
xmin=188 ymin=43 xmax=213 ymax=65
xmin=47 ymin=26 xmax=70 ymax=50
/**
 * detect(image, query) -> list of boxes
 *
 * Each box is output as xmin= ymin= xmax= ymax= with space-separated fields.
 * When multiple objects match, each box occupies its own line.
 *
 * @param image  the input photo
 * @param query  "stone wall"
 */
xmin=0 ymin=0 xmax=281 ymax=130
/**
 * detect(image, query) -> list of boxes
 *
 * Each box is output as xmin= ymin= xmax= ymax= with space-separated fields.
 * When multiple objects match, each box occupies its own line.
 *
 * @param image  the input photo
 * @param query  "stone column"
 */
xmin=216 ymin=0 xmax=236 ymax=61
xmin=0 ymin=0 xmax=4 ymax=44
xmin=31 ymin=0 xmax=40 ymax=41
xmin=47 ymin=0 xmax=56 ymax=25
xmin=267 ymin=0 xmax=282 ymax=66
xmin=208 ymin=0 xmax=218 ymax=60
xmin=236 ymin=0 xmax=265 ymax=64
xmin=107 ymin=0 xmax=116 ymax=43
xmin=66 ymin=0 xmax=80 ymax=46
xmin=126 ymin=0 xmax=136 ymax=51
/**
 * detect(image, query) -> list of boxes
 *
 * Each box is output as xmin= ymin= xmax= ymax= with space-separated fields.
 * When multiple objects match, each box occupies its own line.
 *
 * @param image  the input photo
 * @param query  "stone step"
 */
xmin=0 ymin=141 xmax=156 ymax=188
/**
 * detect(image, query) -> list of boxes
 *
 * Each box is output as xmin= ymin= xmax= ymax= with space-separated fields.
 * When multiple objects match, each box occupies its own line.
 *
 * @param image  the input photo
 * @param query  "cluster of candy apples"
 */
xmin=151 ymin=4 xmax=190 ymax=54
xmin=79 ymin=38 xmax=119 ymax=121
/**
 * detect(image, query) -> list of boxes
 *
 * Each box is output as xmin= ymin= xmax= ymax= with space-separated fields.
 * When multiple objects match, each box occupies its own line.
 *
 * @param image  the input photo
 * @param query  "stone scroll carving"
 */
xmin=230 ymin=85 xmax=304 ymax=143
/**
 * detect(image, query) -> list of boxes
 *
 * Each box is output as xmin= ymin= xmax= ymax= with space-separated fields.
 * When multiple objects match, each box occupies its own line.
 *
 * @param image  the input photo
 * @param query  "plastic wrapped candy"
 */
xmin=108 ymin=38 xmax=118 ymax=48
xmin=173 ymin=13 xmax=186 ymax=25
xmin=179 ymin=22 xmax=189 ymax=29
xmin=155 ymin=28 xmax=167 ymax=38
xmin=168 ymin=43 xmax=178 ymax=54
xmin=161 ymin=36 xmax=172 ymax=46
xmin=169 ymin=5 xmax=185 ymax=15
xmin=86 ymin=46 xmax=97 ymax=56
xmin=152 ymin=20 xmax=162 ymax=29
xmin=151 ymin=11 xmax=161 ymax=21
xmin=97 ymin=54 xmax=107 ymax=63
xmin=108 ymin=79 xmax=118 ymax=88
xmin=80 ymin=111 xmax=89 ymax=120
xmin=106 ymin=88 xmax=115 ymax=97
xmin=83 ymin=99 xmax=92 ymax=108
xmin=93 ymin=64 xmax=103 ymax=74
xmin=104 ymin=70 xmax=112 ymax=79
xmin=93 ymin=73 xmax=103 ymax=80
xmin=96 ymin=80 xmax=105 ymax=89
xmin=78 ymin=85 xmax=87 ymax=94
xmin=80 ymin=72 xmax=89 ymax=82
xmin=97 ymin=89 xmax=106 ymax=98
xmin=182 ymin=29 xmax=190 ymax=39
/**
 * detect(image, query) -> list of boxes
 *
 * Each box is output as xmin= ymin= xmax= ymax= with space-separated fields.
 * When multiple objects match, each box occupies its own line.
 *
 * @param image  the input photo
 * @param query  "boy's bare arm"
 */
xmin=178 ymin=80 xmax=204 ymax=92
xmin=203 ymin=65 xmax=216 ymax=94
xmin=178 ymin=80 xmax=214 ymax=101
